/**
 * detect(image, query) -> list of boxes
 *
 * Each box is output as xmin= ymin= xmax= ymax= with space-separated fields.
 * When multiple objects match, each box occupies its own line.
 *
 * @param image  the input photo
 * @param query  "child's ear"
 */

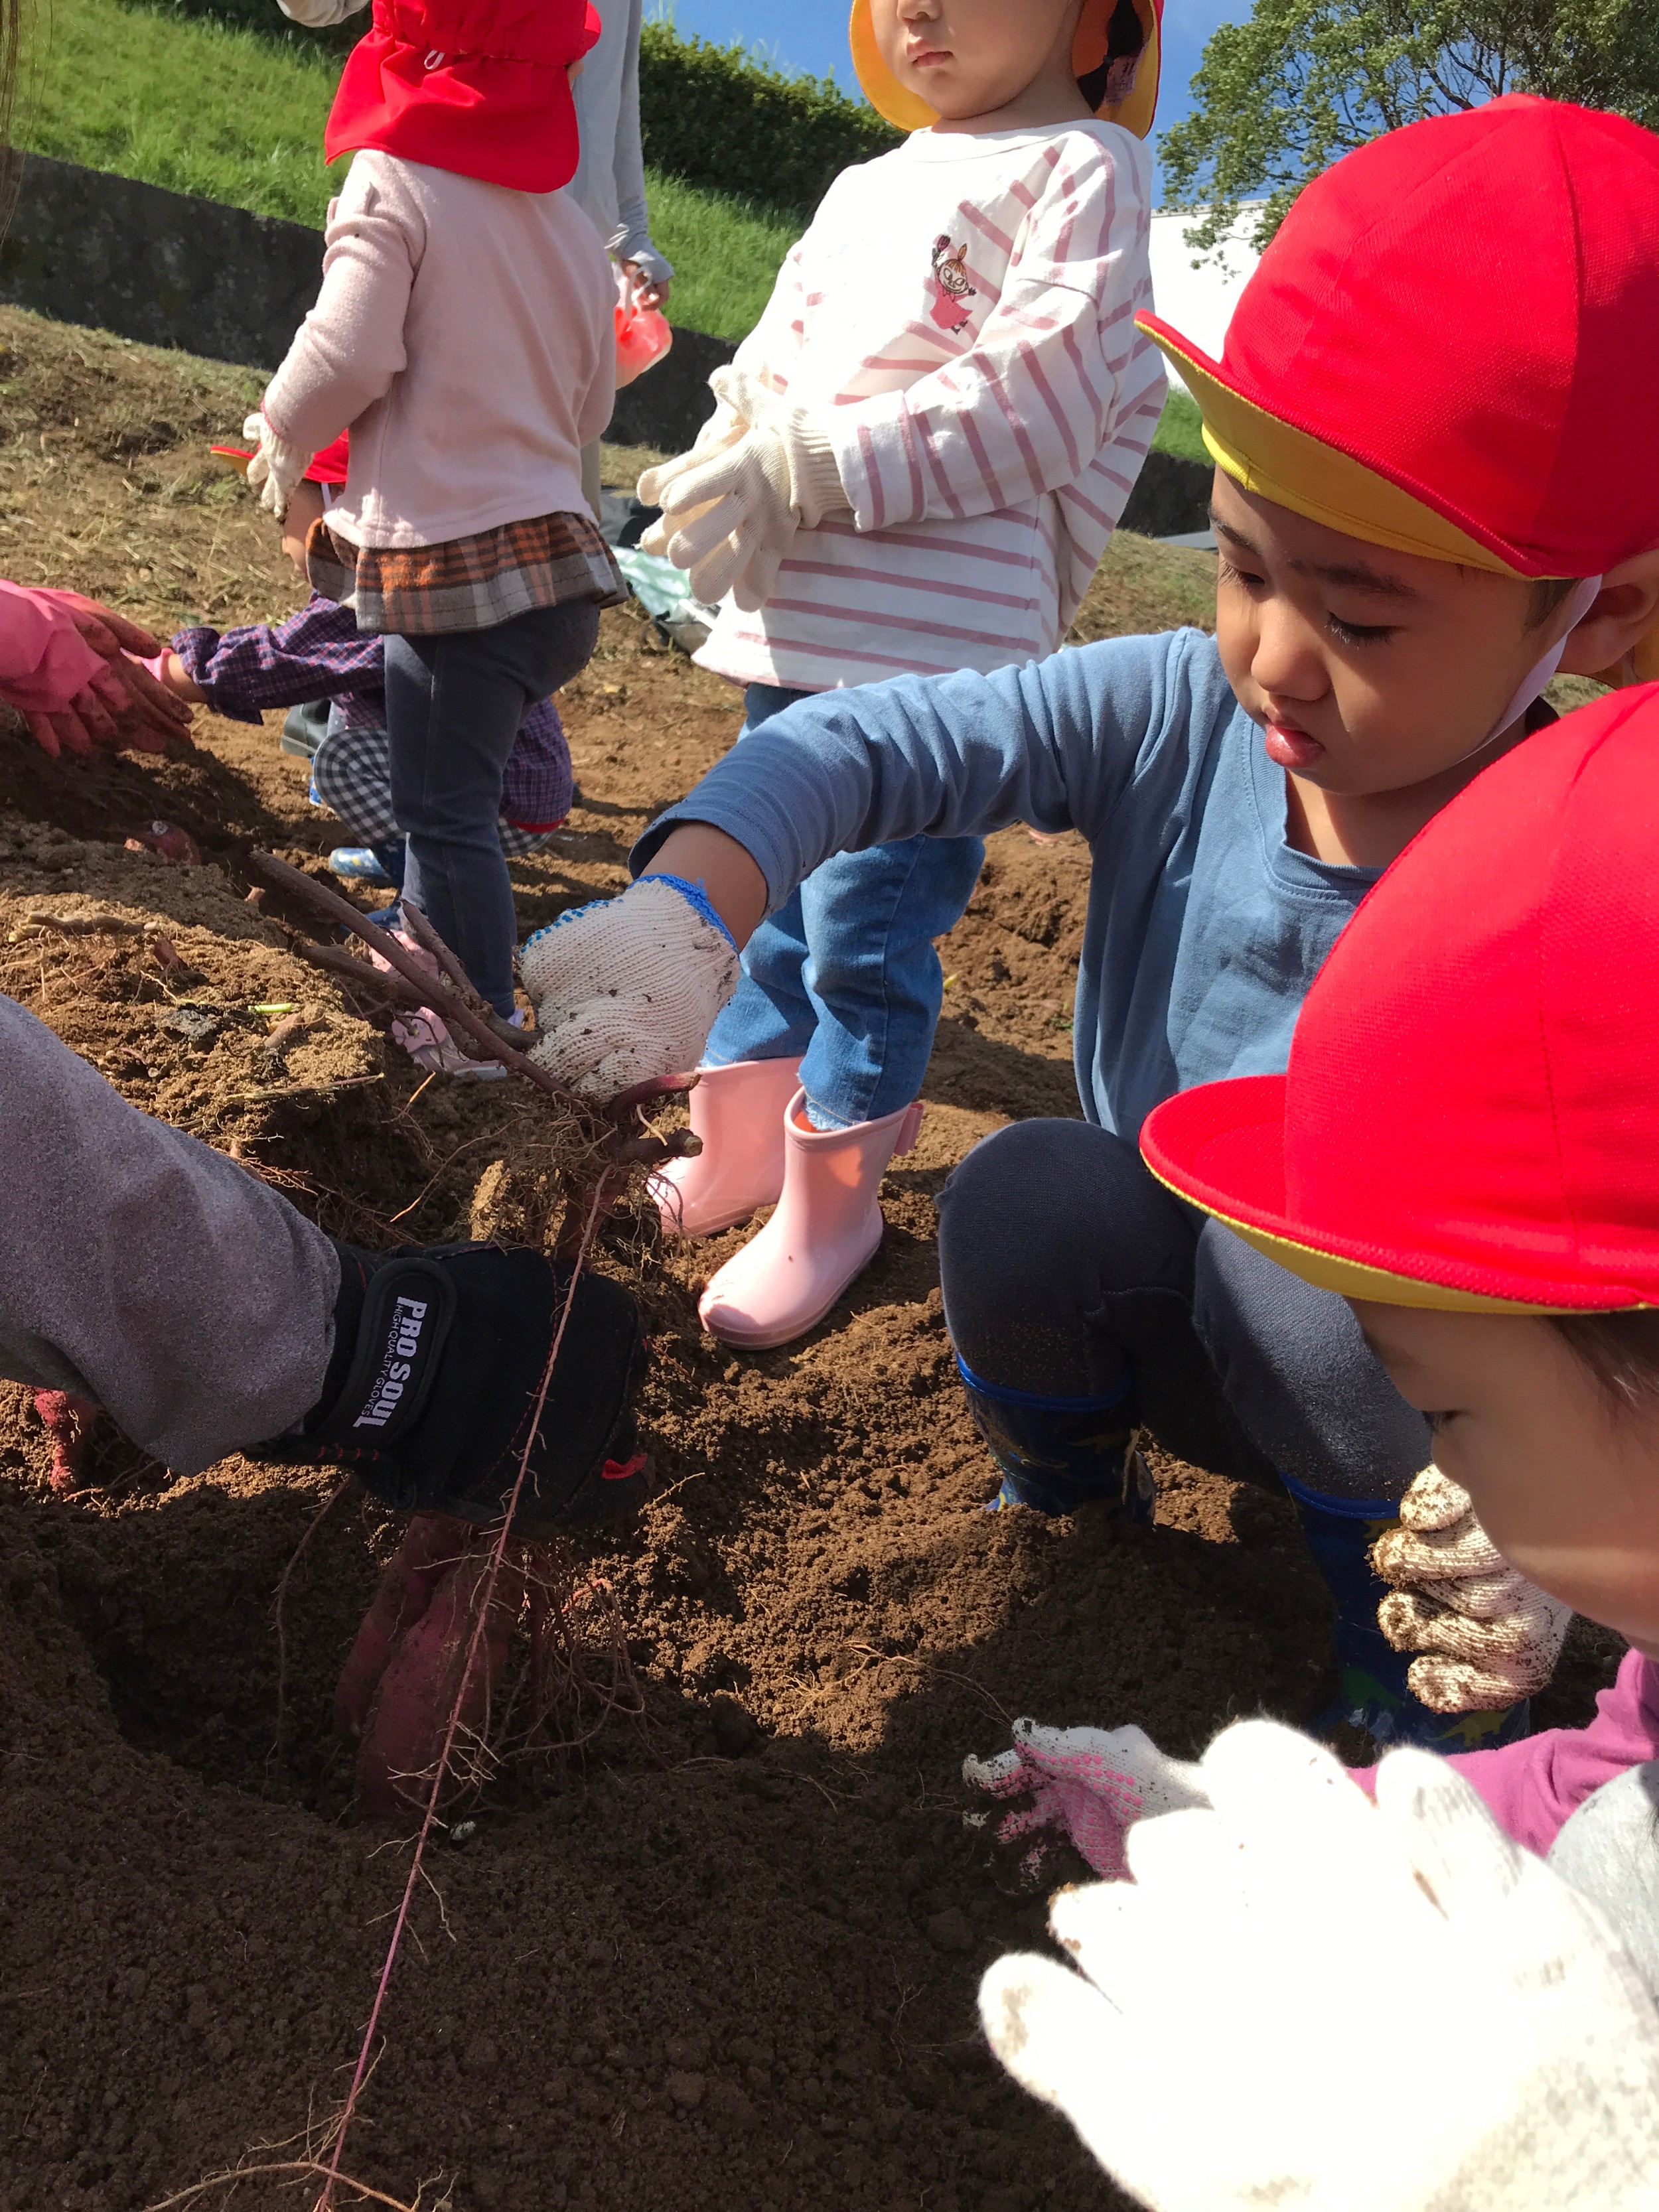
xmin=1557 ymin=549 xmax=1659 ymax=681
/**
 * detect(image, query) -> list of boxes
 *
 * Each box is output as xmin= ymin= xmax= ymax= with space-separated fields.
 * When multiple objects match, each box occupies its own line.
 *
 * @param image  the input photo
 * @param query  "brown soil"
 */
xmin=0 ymin=309 xmax=1624 ymax=2212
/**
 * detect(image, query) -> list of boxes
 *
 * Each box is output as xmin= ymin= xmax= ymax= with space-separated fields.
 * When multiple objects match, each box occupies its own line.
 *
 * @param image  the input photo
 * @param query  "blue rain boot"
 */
xmin=330 ymin=846 xmax=391 ymax=884
xmin=958 ymin=1359 xmax=1153 ymax=1522
xmin=1279 ymin=1470 xmax=1532 ymax=1752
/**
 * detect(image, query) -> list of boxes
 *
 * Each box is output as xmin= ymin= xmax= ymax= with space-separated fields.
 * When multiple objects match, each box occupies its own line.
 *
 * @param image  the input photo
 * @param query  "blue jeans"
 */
xmin=937 ymin=1119 xmax=1431 ymax=1499
xmin=703 ymin=683 xmax=985 ymax=1128
xmin=385 ymin=600 xmax=599 ymax=1015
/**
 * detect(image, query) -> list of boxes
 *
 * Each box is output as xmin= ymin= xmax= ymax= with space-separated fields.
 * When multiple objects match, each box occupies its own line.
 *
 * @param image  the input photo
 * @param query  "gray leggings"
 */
xmin=937 ymin=1119 xmax=1430 ymax=1502
xmin=385 ymin=600 xmax=599 ymax=1015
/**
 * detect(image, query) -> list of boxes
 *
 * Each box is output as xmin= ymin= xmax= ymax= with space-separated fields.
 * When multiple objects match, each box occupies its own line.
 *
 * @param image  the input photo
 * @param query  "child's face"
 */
xmin=1211 ymin=469 xmax=1571 ymax=801
xmin=281 ymin=478 xmax=326 ymax=575
xmin=872 ymin=0 xmax=1088 ymax=123
xmin=1352 ymin=1300 xmax=1659 ymax=1655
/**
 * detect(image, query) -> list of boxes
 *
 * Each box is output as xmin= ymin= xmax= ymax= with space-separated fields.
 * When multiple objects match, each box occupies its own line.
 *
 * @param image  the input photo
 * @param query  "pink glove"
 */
xmin=0 ymin=579 xmax=106 ymax=711
xmin=964 ymin=1719 xmax=1210 ymax=1880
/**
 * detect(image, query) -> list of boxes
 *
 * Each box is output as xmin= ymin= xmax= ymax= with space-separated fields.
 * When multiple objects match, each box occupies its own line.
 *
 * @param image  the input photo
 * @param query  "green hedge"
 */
xmin=638 ymin=23 xmax=900 ymax=222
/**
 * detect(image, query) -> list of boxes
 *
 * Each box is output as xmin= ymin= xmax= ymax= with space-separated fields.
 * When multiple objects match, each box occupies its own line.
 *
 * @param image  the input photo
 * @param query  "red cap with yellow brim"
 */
xmin=1140 ymin=684 xmax=1659 ymax=1314
xmin=1135 ymin=97 xmax=1659 ymax=686
xmin=849 ymin=0 xmax=1162 ymax=140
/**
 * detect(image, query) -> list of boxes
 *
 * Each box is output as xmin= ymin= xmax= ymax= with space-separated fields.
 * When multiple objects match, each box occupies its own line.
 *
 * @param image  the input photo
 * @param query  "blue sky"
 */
xmin=658 ymin=0 xmax=1253 ymax=201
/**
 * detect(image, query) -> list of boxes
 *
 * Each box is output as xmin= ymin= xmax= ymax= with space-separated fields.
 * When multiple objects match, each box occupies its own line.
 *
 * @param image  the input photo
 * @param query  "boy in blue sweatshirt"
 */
xmin=518 ymin=98 xmax=1659 ymax=1749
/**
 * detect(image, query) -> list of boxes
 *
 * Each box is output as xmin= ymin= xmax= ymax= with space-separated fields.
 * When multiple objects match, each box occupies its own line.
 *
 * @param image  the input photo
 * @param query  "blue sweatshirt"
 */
xmin=632 ymin=628 xmax=1382 ymax=1141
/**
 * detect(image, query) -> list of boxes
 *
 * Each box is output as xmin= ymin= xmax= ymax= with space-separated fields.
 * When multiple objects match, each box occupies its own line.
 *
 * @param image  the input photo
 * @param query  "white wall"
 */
xmin=1147 ymin=202 xmax=1264 ymax=377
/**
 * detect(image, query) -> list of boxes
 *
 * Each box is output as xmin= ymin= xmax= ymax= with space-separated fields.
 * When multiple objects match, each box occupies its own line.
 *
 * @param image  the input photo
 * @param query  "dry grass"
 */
xmin=1070 ymin=526 xmax=1218 ymax=643
xmin=0 ymin=304 xmax=292 ymax=634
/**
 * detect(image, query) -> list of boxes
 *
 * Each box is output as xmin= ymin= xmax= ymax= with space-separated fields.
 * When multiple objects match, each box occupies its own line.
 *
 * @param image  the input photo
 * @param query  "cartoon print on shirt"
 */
xmin=928 ymin=235 xmax=977 ymax=335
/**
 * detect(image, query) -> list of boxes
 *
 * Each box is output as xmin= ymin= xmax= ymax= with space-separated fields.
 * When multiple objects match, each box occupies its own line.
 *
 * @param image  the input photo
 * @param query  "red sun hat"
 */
xmin=304 ymin=431 xmax=352 ymax=487
xmin=325 ymin=0 xmax=601 ymax=194
xmin=1141 ymin=683 xmax=1659 ymax=1314
xmin=1135 ymin=98 xmax=1659 ymax=684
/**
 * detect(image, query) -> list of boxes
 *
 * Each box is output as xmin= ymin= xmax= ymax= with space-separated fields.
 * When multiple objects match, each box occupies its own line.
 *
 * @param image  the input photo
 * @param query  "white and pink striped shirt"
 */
xmin=696 ymin=121 xmax=1161 ymax=694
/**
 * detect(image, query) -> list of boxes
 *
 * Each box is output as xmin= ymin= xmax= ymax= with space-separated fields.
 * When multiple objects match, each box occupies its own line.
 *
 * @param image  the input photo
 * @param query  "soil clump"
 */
xmin=0 ymin=310 xmax=1624 ymax=2212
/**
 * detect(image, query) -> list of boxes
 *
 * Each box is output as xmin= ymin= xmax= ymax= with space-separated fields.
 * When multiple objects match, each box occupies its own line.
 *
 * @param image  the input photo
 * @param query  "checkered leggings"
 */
xmin=311 ymin=717 xmax=556 ymax=861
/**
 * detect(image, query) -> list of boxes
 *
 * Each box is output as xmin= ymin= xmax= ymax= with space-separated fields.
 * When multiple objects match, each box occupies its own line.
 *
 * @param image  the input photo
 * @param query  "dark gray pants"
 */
xmin=386 ymin=600 xmax=600 ymax=1014
xmin=936 ymin=1119 xmax=1429 ymax=1502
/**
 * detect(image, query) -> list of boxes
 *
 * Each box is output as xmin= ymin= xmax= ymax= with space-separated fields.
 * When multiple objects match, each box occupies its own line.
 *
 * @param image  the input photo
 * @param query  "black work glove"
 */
xmin=250 ymin=1241 xmax=650 ymax=1536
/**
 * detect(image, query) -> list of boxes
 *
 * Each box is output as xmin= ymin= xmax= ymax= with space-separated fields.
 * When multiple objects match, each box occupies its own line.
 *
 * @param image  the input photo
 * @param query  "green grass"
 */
xmin=11 ymin=0 xmax=799 ymax=340
xmin=1151 ymin=385 xmax=1208 ymax=465
xmin=630 ymin=170 xmax=800 ymax=342
xmin=16 ymin=0 xmax=347 ymax=224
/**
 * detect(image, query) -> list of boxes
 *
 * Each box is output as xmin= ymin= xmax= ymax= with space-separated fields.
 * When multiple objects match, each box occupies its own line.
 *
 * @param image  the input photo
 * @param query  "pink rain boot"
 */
xmin=654 ymin=1056 xmax=803 ymax=1239
xmin=697 ymin=1088 xmax=924 ymax=1350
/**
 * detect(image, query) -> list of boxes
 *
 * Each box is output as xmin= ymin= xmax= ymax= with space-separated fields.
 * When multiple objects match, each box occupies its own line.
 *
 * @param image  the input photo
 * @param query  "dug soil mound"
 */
xmin=0 ymin=309 xmax=1623 ymax=2212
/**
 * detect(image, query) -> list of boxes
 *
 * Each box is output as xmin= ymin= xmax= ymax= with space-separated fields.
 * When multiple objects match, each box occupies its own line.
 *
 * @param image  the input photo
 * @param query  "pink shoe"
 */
xmin=654 ymin=1056 xmax=803 ymax=1239
xmin=697 ymin=1089 xmax=924 ymax=1351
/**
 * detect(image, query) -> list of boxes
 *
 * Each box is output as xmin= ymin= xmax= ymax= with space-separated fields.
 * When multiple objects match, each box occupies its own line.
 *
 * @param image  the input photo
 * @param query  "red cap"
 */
xmin=1141 ymin=684 xmax=1659 ymax=1314
xmin=325 ymin=0 xmax=601 ymax=194
xmin=305 ymin=431 xmax=352 ymax=486
xmin=1135 ymin=100 xmax=1659 ymax=683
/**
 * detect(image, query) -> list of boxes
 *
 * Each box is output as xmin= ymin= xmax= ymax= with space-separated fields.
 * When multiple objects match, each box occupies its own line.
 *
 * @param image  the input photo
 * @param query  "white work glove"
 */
xmin=275 ymin=0 xmax=368 ymax=23
xmin=1372 ymin=1465 xmax=1572 ymax=1710
xmin=963 ymin=1720 xmax=1208 ymax=1882
xmin=979 ymin=1718 xmax=1659 ymax=2212
xmin=518 ymin=874 xmax=741 ymax=1097
xmin=638 ymin=365 xmax=849 ymax=612
xmin=242 ymin=411 xmax=310 ymax=522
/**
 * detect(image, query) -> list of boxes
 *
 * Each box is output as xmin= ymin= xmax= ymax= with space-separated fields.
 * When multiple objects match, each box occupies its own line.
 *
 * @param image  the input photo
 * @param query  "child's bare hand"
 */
xmin=135 ymin=649 xmax=205 ymax=706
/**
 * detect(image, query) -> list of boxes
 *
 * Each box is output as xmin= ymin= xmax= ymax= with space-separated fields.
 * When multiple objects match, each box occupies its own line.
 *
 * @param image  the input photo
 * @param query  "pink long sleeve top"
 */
xmin=1354 ymin=1648 xmax=1659 ymax=1856
xmin=262 ymin=151 xmax=616 ymax=551
xmin=0 ymin=583 xmax=104 ymax=712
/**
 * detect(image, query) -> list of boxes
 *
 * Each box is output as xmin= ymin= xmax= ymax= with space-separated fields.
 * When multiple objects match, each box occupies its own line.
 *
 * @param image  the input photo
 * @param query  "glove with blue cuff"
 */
xmin=518 ymin=874 xmax=741 ymax=1097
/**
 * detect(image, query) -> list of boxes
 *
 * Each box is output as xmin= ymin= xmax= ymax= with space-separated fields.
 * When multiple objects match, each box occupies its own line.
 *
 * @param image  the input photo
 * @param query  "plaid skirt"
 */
xmin=307 ymin=510 xmax=626 ymax=636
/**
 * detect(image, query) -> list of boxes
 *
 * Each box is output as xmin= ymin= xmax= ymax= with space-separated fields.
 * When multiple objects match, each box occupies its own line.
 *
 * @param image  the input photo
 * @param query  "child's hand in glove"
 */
xmin=638 ymin=365 xmax=849 ymax=612
xmin=979 ymin=1718 xmax=1659 ymax=2212
xmin=242 ymin=411 xmax=311 ymax=521
xmin=1372 ymin=1464 xmax=1571 ymax=1710
xmin=518 ymin=874 xmax=741 ymax=1097
xmin=964 ymin=1720 xmax=1209 ymax=1882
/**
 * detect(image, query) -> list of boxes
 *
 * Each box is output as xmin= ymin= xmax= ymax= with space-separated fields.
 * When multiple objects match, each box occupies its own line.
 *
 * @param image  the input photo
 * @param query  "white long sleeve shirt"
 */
xmin=697 ymin=121 xmax=1162 ymax=693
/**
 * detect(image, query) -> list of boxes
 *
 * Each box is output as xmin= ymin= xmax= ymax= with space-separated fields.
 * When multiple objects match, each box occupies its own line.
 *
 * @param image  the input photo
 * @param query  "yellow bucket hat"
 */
xmin=849 ymin=0 xmax=1163 ymax=141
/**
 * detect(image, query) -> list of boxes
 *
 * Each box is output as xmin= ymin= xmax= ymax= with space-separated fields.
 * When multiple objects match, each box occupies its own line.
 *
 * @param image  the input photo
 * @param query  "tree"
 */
xmin=1159 ymin=0 xmax=1659 ymax=257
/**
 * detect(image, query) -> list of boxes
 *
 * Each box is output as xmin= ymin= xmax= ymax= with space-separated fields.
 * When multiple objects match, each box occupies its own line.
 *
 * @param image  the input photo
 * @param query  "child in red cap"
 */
xmin=242 ymin=0 xmax=623 ymax=1038
xmin=517 ymin=96 xmax=1659 ymax=1750
xmin=959 ymin=683 xmax=1659 ymax=2212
